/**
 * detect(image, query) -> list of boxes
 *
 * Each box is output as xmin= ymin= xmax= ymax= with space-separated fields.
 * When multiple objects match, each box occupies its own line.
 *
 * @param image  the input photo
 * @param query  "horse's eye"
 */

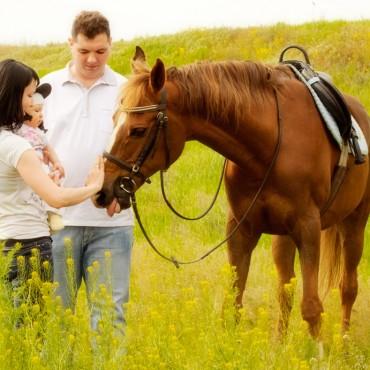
xmin=130 ymin=127 xmax=147 ymax=137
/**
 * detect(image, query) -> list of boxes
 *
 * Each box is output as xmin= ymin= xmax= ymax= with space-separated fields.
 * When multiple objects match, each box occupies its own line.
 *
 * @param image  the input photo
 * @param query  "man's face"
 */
xmin=69 ymin=32 xmax=111 ymax=81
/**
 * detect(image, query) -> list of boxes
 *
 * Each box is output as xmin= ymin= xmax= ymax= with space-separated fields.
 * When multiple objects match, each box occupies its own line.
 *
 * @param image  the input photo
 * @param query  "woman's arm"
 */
xmin=17 ymin=149 xmax=104 ymax=208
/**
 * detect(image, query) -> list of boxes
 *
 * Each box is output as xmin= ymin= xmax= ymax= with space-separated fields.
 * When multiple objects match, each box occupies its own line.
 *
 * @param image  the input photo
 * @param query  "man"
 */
xmin=42 ymin=11 xmax=133 ymax=332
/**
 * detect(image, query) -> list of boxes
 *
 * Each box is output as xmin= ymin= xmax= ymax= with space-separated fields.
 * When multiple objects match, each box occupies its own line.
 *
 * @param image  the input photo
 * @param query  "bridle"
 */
xmin=103 ymin=87 xmax=283 ymax=268
xmin=103 ymin=89 xmax=170 ymax=195
xmin=104 ymin=87 xmax=226 ymax=221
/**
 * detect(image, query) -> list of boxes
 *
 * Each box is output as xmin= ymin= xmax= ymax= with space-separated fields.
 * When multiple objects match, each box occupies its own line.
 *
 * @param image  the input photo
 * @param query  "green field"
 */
xmin=1 ymin=19 xmax=370 ymax=369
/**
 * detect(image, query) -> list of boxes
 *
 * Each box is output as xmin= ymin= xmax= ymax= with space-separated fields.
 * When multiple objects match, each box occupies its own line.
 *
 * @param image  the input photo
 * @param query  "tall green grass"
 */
xmin=1 ymin=19 xmax=369 ymax=107
xmin=1 ymin=19 xmax=370 ymax=369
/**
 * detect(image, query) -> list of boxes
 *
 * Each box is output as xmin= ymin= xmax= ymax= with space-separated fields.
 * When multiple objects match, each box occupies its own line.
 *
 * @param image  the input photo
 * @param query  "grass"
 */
xmin=0 ymin=19 xmax=370 ymax=369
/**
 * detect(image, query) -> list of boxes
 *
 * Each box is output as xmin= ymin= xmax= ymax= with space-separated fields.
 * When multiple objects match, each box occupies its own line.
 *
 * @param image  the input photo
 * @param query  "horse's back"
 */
xmin=225 ymin=83 xmax=370 ymax=233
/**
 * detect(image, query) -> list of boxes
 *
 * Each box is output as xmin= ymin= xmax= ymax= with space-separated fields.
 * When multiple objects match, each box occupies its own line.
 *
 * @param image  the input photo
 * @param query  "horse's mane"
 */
xmin=120 ymin=60 xmax=291 ymax=126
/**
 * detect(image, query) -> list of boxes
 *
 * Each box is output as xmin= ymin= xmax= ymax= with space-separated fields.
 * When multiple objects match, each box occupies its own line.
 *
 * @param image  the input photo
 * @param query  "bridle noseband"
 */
xmin=103 ymin=89 xmax=171 ymax=194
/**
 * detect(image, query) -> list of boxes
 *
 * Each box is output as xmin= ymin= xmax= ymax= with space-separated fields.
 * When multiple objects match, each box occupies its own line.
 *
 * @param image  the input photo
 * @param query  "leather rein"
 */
xmin=103 ymin=88 xmax=283 ymax=268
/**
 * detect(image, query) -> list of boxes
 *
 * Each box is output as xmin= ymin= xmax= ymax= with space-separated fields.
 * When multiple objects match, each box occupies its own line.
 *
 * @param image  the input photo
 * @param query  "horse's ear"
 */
xmin=150 ymin=58 xmax=166 ymax=93
xmin=131 ymin=46 xmax=149 ymax=74
xmin=133 ymin=46 xmax=146 ymax=62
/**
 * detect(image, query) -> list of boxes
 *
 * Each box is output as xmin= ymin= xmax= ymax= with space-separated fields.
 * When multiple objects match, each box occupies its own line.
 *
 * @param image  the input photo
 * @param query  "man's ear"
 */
xmin=150 ymin=59 xmax=166 ymax=93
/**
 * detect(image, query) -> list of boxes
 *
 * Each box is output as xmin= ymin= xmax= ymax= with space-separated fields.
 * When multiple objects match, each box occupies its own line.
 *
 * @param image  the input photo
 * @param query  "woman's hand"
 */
xmin=85 ymin=156 xmax=104 ymax=192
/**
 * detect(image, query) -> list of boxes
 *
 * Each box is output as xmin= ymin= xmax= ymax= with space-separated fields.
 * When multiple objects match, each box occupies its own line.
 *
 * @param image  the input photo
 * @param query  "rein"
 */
xmin=105 ymin=87 xmax=225 ymax=220
xmin=159 ymin=158 xmax=227 ymax=220
xmin=128 ymin=88 xmax=283 ymax=268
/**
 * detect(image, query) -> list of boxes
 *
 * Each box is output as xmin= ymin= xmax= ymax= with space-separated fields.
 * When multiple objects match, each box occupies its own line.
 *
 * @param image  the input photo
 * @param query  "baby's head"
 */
xmin=24 ymin=83 xmax=51 ymax=130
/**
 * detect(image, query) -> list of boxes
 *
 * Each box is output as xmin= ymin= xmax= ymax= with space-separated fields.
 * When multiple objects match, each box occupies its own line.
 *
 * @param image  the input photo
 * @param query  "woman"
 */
xmin=0 ymin=59 xmax=104 ymax=285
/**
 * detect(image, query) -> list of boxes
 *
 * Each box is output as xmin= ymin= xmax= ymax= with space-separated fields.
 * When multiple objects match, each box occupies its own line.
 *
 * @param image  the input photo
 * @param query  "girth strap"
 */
xmin=320 ymin=144 xmax=349 ymax=215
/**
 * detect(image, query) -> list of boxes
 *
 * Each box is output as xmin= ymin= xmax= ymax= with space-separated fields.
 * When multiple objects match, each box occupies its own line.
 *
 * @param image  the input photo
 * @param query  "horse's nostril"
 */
xmin=95 ymin=190 xmax=107 ymax=207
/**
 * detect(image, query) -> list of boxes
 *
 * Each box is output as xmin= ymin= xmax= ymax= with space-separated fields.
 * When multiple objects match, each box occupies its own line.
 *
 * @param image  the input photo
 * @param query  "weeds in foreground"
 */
xmin=1 ymin=241 xmax=369 ymax=369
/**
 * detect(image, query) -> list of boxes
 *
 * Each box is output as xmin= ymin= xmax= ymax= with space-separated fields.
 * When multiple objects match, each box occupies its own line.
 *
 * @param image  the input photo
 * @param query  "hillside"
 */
xmin=0 ymin=19 xmax=369 ymax=108
xmin=1 ymin=19 xmax=370 ymax=368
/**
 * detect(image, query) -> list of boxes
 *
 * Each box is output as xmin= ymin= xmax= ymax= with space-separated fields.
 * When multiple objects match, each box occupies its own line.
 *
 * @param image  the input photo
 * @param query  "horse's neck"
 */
xmin=192 ymin=122 xmax=252 ymax=166
xmin=190 ymin=112 xmax=277 ymax=171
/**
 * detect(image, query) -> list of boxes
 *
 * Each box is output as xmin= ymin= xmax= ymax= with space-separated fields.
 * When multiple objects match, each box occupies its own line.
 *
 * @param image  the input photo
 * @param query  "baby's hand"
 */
xmin=49 ymin=170 xmax=62 ymax=185
xmin=53 ymin=162 xmax=65 ymax=179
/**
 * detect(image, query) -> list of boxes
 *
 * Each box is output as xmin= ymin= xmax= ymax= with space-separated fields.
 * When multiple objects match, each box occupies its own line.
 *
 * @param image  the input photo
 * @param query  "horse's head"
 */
xmin=94 ymin=46 xmax=187 ymax=215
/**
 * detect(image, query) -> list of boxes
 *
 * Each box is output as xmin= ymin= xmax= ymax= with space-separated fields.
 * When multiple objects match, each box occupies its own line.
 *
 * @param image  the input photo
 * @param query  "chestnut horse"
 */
xmin=95 ymin=46 xmax=370 ymax=337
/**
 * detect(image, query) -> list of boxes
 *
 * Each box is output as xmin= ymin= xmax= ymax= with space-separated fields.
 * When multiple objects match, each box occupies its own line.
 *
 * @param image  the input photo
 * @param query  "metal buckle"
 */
xmin=119 ymin=177 xmax=137 ymax=194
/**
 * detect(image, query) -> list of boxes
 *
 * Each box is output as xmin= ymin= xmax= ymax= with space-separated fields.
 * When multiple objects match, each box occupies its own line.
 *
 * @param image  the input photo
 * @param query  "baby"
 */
xmin=17 ymin=83 xmax=65 ymax=232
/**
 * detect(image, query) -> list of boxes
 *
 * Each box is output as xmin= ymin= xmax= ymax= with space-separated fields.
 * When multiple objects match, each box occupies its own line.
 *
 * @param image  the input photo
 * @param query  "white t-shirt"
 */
xmin=42 ymin=65 xmax=134 ymax=227
xmin=0 ymin=130 xmax=49 ymax=239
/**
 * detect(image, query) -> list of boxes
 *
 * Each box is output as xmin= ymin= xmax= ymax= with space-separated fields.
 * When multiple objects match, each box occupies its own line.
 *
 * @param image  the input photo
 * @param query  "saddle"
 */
xmin=279 ymin=45 xmax=364 ymax=164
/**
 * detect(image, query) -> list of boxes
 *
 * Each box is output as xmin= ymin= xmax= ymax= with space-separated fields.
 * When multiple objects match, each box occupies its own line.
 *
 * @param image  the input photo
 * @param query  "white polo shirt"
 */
xmin=41 ymin=65 xmax=133 ymax=227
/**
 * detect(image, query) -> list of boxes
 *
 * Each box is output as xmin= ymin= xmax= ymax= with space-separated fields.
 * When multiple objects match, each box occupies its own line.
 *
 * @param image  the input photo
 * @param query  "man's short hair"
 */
xmin=71 ymin=11 xmax=111 ymax=39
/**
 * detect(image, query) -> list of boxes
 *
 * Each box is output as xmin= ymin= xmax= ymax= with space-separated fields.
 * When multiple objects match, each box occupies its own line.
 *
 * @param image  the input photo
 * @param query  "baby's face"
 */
xmin=26 ymin=103 xmax=43 ymax=128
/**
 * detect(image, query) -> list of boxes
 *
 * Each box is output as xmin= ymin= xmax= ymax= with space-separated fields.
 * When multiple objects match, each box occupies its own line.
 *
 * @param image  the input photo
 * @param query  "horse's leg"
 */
xmin=272 ymin=235 xmax=296 ymax=336
xmin=293 ymin=216 xmax=323 ymax=338
xmin=339 ymin=212 xmax=368 ymax=332
xmin=226 ymin=212 xmax=260 ymax=311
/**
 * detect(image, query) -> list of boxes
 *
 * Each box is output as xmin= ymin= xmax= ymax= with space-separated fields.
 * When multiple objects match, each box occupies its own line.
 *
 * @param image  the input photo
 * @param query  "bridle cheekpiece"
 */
xmin=103 ymin=89 xmax=170 ymax=195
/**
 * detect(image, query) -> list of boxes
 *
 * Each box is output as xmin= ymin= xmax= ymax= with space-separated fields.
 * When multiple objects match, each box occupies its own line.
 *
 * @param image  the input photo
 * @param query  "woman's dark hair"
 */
xmin=0 ymin=59 xmax=39 ymax=131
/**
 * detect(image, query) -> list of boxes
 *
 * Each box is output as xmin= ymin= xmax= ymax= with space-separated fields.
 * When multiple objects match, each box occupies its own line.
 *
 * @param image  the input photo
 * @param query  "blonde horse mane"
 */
xmin=117 ymin=60 xmax=292 ymax=127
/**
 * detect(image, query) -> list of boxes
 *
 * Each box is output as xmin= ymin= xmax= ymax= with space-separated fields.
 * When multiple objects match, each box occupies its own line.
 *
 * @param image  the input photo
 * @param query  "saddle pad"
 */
xmin=287 ymin=64 xmax=368 ymax=156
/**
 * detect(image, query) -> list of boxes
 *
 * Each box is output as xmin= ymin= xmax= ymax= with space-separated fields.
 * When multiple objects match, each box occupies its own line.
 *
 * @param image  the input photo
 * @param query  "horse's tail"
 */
xmin=319 ymin=225 xmax=343 ymax=299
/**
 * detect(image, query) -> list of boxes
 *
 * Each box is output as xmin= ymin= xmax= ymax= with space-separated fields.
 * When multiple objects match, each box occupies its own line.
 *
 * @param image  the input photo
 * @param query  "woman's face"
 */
xmin=22 ymin=79 xmax=37 ymax=115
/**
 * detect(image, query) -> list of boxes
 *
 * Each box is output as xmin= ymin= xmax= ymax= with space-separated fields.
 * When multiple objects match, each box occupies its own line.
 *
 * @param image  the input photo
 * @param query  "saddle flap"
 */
xmin=279 ymin=46 xmax=352 ymax=142
xmin=312 ymin=77 xmax=352 ymax=140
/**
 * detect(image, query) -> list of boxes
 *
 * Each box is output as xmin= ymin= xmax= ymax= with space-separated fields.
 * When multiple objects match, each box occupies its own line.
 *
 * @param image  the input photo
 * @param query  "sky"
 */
xmin=0 ymin=0 xmax=369 ymax=45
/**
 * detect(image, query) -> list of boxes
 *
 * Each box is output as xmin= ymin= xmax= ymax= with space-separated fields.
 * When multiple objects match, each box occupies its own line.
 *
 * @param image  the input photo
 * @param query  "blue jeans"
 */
xmin=52 ymin=226 xmax=133 ymax=331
